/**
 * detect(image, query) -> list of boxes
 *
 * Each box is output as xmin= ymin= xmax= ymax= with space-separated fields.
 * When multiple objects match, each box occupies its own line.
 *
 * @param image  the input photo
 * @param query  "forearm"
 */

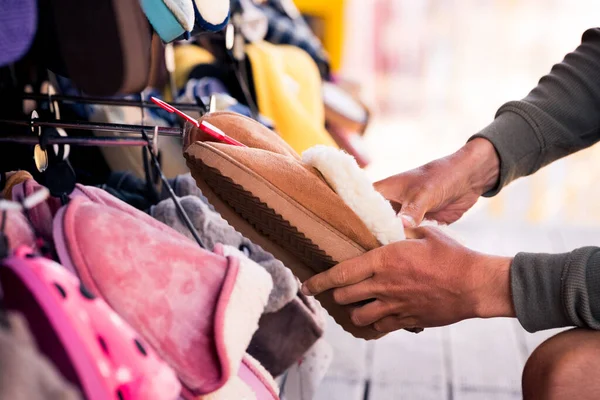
xmin=511 ymin=248 xmax=600 ymax=332
xmin=471 ymin=28 xmax=600 ymax=196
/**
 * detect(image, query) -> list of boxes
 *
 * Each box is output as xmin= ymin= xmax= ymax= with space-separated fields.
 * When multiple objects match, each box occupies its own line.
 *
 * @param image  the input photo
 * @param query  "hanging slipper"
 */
xmin=1 ymin=246 xmax=181 ymax=400
xmin=141 ymin=0 xmax=195 ymax=43
xmin=189 ymin=0 xmax=230 ymax=34
xmin=152 ymin=194 xmax=325 ymax=376
xmin=247 ymin=291 xmax=325 ymax=377
xmin=323 ymin=81 xmax=371 ymax=136
xmin=50 ymin=0 xmax=152 ymax=95
xmin=322 ymin=81 xmax=372 ymax=167
xmin=151 ymin=195 xmax=297 ymax=314
xmin=53 ymin=195 xmax=273 ymax=395
xmin=245 ymin=41 xmax=338 ymax=154
xmin=182 ymin=111 xmax=409 ymax=339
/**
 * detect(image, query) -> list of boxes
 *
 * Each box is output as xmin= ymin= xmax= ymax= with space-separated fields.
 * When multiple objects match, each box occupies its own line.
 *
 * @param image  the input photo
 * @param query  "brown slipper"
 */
xmin=323 ymin=81 xmax=371 ymax=136
xmin=183 ymin=112 xmax=406 ymax=340
xmin=51 ymin=0 xmax=152 ymax=95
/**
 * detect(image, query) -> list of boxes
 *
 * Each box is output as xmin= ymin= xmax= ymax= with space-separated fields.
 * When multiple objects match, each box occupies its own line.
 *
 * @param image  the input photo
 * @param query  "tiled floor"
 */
xmin=313 ymin=220 xmax=588 ymax=400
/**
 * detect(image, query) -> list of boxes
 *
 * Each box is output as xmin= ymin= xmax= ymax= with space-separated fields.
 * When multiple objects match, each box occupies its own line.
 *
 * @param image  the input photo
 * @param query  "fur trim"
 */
xmin=164 ymin=0 xmax=195 ymax=31
xmin=302 ymin=146 xmax=405 ymax=245
xmin=220 ymin=245 xmax=273 ymax=385
xmin=193 ymin=0 xmax=230 ymax=26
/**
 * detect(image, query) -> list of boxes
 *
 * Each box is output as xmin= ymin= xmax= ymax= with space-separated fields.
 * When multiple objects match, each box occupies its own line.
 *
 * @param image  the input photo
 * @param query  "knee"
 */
xmin=523 ymin=329 xmax=600 ymax=400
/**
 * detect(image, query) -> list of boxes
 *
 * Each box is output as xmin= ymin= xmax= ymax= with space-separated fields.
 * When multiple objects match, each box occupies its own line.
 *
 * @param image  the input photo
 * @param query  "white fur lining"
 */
xmin=164 ymin=0 xmax=195 ymax=31
xmin=302 ymin=146 xmax=457 ymax=245
xmin=302 ymin=145 xmax=405 ymax=245
xmin=220 ymin=245 xmax=272 ymax=390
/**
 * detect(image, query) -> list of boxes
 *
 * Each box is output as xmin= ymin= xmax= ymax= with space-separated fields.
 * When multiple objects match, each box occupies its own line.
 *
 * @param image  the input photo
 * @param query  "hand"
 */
xmin=301 ymin=227 xmax=515 ymax=333
xmin=374 ymin=138 xmax=500 ymax=227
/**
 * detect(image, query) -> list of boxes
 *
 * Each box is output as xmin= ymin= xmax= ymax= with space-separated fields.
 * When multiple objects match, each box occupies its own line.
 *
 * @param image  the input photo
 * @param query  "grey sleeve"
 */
xmin=511 ymin=248 xmax=600 ymax=332
xmin=471 ymin=28 xmax=600 ymax=196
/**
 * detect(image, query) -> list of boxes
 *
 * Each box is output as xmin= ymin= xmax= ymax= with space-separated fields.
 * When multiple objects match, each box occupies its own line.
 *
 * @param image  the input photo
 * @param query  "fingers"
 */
xmin=398 ymin=199 xmax=429 ymax=228
xmin=332 ymin=281 xmax=377 ymax=305
xmin=373 ymin=176 xmax=404 ymax=203
xmin=373 ymin=315 xmax=420 ymax=334
xmin=348 ymin=300 xmax=399 ymax=327
xmin=302 ymin=252 xmax=378 ymax=296
xmin=374 ymin=177 xmax=429 ymax=227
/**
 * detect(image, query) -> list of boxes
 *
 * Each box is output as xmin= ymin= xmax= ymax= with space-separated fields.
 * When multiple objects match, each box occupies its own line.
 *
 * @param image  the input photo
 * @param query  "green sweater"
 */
xmin=472 ymin=28 xmax=600 ymax=332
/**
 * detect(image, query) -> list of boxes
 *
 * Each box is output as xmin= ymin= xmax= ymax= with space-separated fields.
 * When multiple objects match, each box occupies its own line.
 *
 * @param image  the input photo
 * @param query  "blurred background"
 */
xmin=296 ymin=1 xmax=600 ymax=399
xmin=333 ymin=0 xmax=600 ymax=227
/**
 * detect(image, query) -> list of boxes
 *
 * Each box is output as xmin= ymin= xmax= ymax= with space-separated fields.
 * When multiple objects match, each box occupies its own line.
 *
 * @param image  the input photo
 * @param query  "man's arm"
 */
xmin=476 ymin=28 xmax=600 ymax=332
xmin=512 ymin=248 xmax=600 ymax=332
xmin=375 ymin=28 xmax=600 ymax=227
xmin=318 ymin=28 xmax=600 ymax=335
xmin=473 ymin=28 xmax=600 ymax=196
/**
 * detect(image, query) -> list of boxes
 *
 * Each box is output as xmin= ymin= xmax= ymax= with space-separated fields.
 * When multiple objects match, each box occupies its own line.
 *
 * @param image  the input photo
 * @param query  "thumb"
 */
xmin=374 ymin=176 xmax=406 ymax=213
xmin=374 ymin=176 xmax=403 ymax=200
xmin=398 ymin=199 xmax=428 ymax=228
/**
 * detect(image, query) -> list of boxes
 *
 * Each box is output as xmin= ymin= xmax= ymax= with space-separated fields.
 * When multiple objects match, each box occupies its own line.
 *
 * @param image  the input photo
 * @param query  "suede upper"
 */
xmin=184 ymin=112 xmax=381 ymax=253
xmin=183 ymin=112 xmax=387 ymax=339
xmin=151 ymin=194 xmax=297 ymax=313
xmin=184 ymin=112 xmax=300 ymax=159
xmin=185 ymin=142 xmax=381 ymax=253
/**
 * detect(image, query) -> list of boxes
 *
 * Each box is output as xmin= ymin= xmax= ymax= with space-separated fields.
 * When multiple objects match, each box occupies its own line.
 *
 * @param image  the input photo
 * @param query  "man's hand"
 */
xmin=375 ymin=138 xmax=500 ymax=227
xmin=301 ymin=227 xmax=515 ymax=333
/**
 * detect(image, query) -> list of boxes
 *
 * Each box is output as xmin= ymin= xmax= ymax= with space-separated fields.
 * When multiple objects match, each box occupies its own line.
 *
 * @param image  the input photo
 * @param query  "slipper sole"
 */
xmin=185 ymin=143 xmax=384 ymax=340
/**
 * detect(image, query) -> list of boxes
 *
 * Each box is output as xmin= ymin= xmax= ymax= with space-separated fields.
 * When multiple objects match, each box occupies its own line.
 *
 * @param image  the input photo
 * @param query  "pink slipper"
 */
xmin=0 ymin=246 xmax=181 ymax=400
xmin=187 ymin=354 xmax=279 ymax=400
xmin=53 ymin=196 xmax=272 ymax=395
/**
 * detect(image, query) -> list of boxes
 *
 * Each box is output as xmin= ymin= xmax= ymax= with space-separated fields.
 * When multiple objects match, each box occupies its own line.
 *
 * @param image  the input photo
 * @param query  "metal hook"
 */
xmin=20 ymin=93 xmax=206 ymax=113
xmin=138 ymin=127 xmax=206 ymax=249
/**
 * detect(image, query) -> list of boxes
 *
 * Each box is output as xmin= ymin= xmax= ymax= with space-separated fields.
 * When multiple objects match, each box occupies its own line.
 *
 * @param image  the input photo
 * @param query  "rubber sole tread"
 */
xmin=198 ymin=160 xmax=337 ymax=273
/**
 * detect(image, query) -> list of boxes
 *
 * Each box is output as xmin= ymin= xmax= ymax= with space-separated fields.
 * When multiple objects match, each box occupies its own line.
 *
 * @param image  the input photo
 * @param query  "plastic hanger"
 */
xmin=30 ymin=109 xmax=76 ymax=204
xmin=139 ymin=93 xmax=161 ymax=204
xmin=0 ymin=118 xmax=181 ymax=140
xmin=151 ymin=97 xmax=247 ymax=147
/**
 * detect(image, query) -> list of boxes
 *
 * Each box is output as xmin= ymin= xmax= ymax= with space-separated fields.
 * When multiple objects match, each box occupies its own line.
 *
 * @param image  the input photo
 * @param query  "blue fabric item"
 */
xmin=54 ymin=79 xmax=177 ymax=126
xmin=141 ymin=0 xmax=189 ymax=43
xmin=175 ymin=0 xmax=229 ymax=39
xmin=0 ymin=0 xmax=37 ymax=66
xmin=55 ymin=76 xmax=95 ymax=120
xmin=143 ymin=88 xmax=178 ymax=125
xmin=177 ymin=78 xmax=274 ymax=129
xmin=256 ymin=0 xmax=330 ymax=77
xmin=179 ymin=77 xmax=229 ymax=100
